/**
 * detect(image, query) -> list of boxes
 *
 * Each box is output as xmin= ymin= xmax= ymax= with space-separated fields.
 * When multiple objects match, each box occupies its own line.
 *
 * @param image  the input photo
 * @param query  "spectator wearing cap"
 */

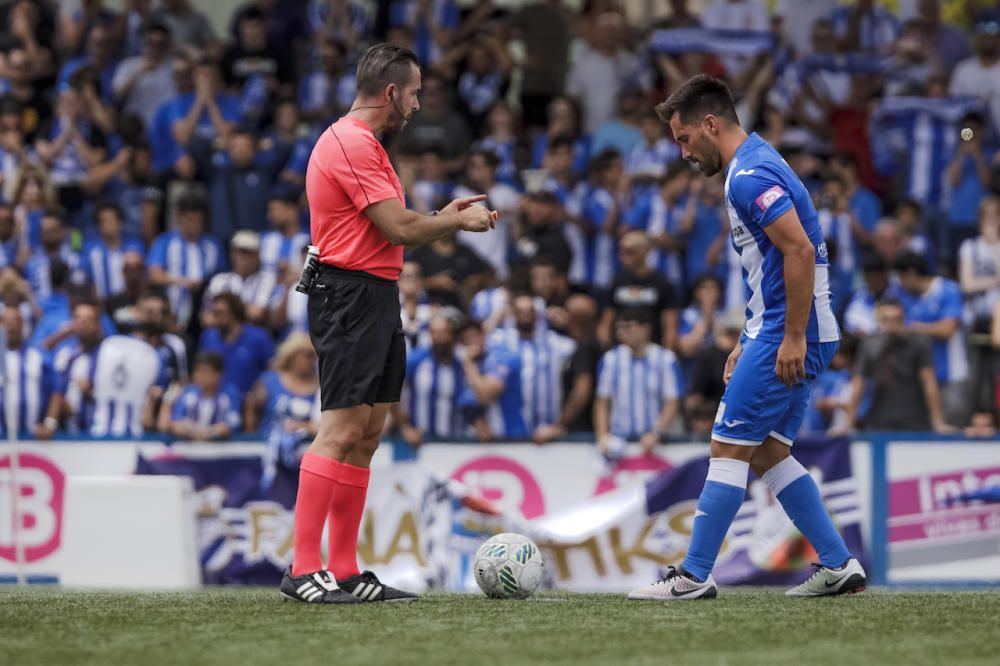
xmin=595 ymin=307 xmax=683 ymax=453
xmin=259 ymin=187 xmax=309 ymax=276
xmin=81 ymin=201 xmax=145 ymax=301
xmin=190 ymin=127 xmax=276 ymax=239
xmin=111 ymin=19 xmax=177 ymax=130
xmin=159 ymin=351 xmax=241 ymax=440
xmin=83 ymin=144 xmax=160 ymax=246
xmin=148 ymin=192 xmax=225 ymax=331
xmin=25 ymin=207 xmax=81 ymax=302
xmin=896 ymin=251 xmax=969 ymax=426
xmin=398 ymin=313 xmax=467 ymax=446
xmin=198 ymin=292 xmax=275 ymax=398
xmin=204 ymin=230 xmax=276 ymax=327
xmin=1 ymin=307 xmax=54 ymax=437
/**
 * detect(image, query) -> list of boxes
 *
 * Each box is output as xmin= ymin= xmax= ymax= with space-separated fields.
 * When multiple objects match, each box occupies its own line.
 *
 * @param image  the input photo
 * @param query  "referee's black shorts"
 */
xmin=307 ymin=264 xmax=406 ymax=411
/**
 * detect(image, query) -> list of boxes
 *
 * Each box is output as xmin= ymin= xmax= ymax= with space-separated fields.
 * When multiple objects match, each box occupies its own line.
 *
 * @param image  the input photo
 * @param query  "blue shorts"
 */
xmin=712 ymin=336 xmax=839 ymax=447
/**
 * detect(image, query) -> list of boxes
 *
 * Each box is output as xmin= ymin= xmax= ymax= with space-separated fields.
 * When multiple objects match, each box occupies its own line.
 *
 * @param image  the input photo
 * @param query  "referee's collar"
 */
xmin=342 ymin=114 xmax=373 ymax=134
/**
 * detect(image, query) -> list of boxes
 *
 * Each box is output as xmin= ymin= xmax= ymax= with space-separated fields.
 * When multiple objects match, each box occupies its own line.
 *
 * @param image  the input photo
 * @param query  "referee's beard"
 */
xmin=384 ymin=104 xmax=411 ymax=135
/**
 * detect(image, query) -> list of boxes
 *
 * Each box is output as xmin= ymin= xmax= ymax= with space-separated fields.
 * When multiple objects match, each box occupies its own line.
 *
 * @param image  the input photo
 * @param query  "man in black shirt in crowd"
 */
xmin=836 ymin=298 xmax=952 ymax=434
xmin=405 ymin=230 xmax=493 ymax=308
xmin=598 ymin=229 xmax=678 ymax=350
xmin=686 ymin=311 xmax=743 ymax=435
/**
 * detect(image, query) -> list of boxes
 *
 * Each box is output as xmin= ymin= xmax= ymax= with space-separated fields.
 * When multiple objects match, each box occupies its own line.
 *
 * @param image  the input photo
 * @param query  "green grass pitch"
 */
xmin=2 ymin=588 xmax=999 ymax=666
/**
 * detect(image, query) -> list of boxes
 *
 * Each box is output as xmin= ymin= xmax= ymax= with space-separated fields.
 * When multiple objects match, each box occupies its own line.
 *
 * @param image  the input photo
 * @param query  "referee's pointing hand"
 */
xmin=450 ymin=196 xmax=496 ymax=233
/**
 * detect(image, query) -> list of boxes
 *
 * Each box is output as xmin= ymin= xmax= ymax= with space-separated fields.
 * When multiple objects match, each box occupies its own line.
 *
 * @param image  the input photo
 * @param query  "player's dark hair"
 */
xmin=355 ymin=42 xmax=419 ymax=98
xmin=894 ymin=251 xmax=931 ymax=277
xmin=193 ymin=351 xmax=224 ymax=373
xmin=656 ymin=74 xmax=738 ymax=125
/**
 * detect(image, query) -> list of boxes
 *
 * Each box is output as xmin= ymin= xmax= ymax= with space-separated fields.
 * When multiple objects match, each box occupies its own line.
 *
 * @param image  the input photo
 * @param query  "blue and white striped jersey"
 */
xmin=26 ymin=245 xmax=81 ymax=301
xmin=406 ymin=347 xmax=465 ymax=438
xmin=645 ymin=192 xmax=686 ymax=287
xmin=54 ymin=342 xmax=100 ymax=433
xmin=259 ymin=230 xmax=310 ymax=276
xmin=0 ymin=346 xmax=54 ymax=435
xmin=723 ymin=132 xmax=839 ymax=344
xmin=205 ymin=271 xmax=277 ymax=310
xmin=170 ymin=384 xmax=241 ymax=430
xmin=569 ymin=186 xmax=618 ymax=290
xmin=82 ymin=237 xmax=146 ymax=299
xmin=596 ymin=343 xmax=682 ymax=439
xmin=148 ymin=231 xmax=225 ymax=329
xmin=488 ymin=328 xmax=577 ymax=432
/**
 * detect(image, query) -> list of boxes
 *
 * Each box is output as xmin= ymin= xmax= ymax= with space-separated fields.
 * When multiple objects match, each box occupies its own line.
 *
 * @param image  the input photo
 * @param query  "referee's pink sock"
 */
xmin=291 ymin=452 xmax=342 ymax=577
xmin=327 ymin=462 xmax=370 ymax=580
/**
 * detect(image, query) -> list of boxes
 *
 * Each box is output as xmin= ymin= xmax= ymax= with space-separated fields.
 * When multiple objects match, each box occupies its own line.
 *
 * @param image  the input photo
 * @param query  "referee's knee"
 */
xmin=312 ymin=422 xmax=366 ymax=458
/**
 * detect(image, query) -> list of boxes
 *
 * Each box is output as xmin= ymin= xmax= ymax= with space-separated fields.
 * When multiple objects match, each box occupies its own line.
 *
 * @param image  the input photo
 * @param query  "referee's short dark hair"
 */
xmin=656 ymin=74 xmax=738 ymax=125
xmin=355 ymin=42 xmax=419 ymax=97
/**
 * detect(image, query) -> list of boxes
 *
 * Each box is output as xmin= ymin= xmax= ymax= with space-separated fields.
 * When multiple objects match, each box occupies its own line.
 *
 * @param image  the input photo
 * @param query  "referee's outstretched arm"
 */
xmin=364 ymin=194 xmax=495 ymax=246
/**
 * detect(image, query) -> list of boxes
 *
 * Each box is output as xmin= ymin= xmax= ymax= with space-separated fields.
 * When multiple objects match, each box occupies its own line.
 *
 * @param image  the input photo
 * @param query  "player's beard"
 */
xmin=696 ymin=148 xmax=723 ymax=177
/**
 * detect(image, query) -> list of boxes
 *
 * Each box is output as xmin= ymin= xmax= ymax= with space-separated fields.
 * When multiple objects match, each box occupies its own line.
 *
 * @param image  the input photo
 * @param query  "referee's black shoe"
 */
xmin=280 ymin=568 xmax=362 ymax=604
xmin=337 ymin=570 xmax=419 ymax=602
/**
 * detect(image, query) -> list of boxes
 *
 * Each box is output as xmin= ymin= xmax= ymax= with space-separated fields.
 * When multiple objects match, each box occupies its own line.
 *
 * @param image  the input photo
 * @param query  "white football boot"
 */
xmin=627 ymin=566 xmax=717 ymax=600
xmin=785 ymin=558 xmax=867 ymax=597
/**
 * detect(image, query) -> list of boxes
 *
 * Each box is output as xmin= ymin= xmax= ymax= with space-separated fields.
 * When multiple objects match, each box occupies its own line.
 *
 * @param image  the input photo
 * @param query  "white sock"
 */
xmin=761 ymin=456 xmax=808 ymax=496
xmin=705 ymin=458 xmax=750 ymax=489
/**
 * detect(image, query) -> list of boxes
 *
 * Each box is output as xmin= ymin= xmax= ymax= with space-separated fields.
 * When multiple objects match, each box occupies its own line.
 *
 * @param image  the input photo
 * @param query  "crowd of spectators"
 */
xmin=2 ymin=0 xmax=1000 ymax=459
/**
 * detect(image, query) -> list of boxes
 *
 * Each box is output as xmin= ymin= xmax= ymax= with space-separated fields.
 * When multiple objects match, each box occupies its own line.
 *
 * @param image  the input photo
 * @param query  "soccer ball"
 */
xmin=473 ymin=533 xmax=544 ymax=599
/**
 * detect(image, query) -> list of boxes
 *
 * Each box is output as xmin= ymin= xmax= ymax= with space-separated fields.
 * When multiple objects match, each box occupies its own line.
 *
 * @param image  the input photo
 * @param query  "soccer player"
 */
xmin=282 ymin=42 xmax=493 ymax=604
xmin=627 ymin=75 xmax=866 ymax=600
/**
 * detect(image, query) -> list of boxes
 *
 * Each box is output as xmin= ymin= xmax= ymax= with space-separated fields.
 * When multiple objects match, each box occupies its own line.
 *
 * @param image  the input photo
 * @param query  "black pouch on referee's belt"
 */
xmin=296 ymin=245 xmax=321 ymax=293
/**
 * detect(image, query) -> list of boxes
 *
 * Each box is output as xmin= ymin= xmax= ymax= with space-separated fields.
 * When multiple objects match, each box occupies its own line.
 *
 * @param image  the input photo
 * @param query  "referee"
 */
xmin=280 ymin=43 xmax=494 ymax=604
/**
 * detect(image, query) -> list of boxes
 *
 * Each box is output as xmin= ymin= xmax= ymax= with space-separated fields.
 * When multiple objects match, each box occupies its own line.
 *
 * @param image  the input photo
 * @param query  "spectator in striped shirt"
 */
xmin=594 ymin=307 xmax=683 ymax=454
xmin=81 ymin=201 xmax=145 ymax=301
xmin=38 ymin=301 xmax=104 ymax=438
xmin=399 ymin=313 xmax=465 ymax=445
xmin=203 ymin=230 xmax=275 ymax=327
xmin=488 ymin=293 xmax=577 ymax=440
xmin=1 ymin=307 xmax=54 ymax=437
xmin=159 ymin=351 xmax=241 ymax=440
xmin=259 ymin=187 xmax=309 ymax=276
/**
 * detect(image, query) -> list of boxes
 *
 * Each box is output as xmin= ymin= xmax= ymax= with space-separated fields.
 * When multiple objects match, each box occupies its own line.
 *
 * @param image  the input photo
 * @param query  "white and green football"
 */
xmin=473 ymin=533 xmax=544 ymax=599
